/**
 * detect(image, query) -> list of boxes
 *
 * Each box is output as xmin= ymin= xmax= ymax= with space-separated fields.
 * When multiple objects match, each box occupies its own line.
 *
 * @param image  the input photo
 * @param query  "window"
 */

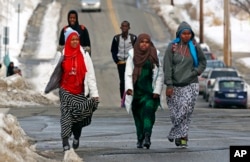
xmin=210 ymin=71 xmax=238 ymax=79
xmin=219 ymin=81 xmax=244 ymax=90
xmin=206 ymin=61 xmax=225 ymax=68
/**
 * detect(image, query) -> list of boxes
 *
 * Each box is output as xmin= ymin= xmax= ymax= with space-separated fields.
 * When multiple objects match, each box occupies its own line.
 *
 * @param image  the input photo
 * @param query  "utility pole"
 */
xmin=199 ymin=0 xmax=204 ymax=43
xmin=0 ymin=34 xmax=1 ymax=61
xmin=17 ymin=3 xmax=20 ymax=43
xmin=171 ymin=0 xmax=174 ymax=6
xmin=224 ymin=0 xmax=232 ymax=66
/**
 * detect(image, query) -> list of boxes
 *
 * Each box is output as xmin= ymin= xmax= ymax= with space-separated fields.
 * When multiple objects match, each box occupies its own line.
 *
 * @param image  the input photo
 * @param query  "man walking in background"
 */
xmin=58 ymin=10 xmax=91 ymax=55
xmin=110 ymin=20 xmax=137 ymax=107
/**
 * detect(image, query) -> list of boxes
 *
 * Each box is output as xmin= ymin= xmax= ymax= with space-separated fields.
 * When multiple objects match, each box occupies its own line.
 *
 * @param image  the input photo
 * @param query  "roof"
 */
xmin=215 ymin=76 xmax=244 ymax=81
xmin=208 ymin=67 xmax=237 ymax=71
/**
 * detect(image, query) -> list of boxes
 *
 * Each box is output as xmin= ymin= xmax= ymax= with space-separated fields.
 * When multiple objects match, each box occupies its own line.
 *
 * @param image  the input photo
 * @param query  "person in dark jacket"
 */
xmin=58 ymin=10 xmax=91 ymax=55
xmin=7 ymin=62 xmax=14 ymax=77
xmin=163 ymin=21 xmax=206 ymax=148
xmin=110 ymin=20 xmax=137 ymax=107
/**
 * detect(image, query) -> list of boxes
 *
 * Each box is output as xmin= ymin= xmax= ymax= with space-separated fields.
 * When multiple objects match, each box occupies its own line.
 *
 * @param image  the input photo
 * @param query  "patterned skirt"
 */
xmin=59 ymin=88 xmax=99 ymax=138
xmin=166 ymin=83 xmax=199 ymax=139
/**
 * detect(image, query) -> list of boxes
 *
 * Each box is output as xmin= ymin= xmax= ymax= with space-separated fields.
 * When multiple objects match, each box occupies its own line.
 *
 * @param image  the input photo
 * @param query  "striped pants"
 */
xmin=59 ymin=88 xmax=98 ymax=139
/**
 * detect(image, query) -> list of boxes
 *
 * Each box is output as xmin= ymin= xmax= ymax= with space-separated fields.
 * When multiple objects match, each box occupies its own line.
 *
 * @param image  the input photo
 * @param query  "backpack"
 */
xmin=114 ymin=33 xmax=136 ymax=46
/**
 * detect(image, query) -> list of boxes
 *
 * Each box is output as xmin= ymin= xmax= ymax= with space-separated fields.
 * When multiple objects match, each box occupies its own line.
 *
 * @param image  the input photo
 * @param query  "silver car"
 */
xmin=81 ymin=0 xmax=101 ymax=12
xmin=198 ymin=60 xmax=225 ymax=95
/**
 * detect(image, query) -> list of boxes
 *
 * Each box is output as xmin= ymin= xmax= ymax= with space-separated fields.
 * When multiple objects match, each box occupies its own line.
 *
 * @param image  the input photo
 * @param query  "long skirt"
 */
xmin=166 ymin=83 xmax=199 ymax=139
xmin=59 ymin=88 xmax=99 ymax=138
xmin=132 ymin=95 xmax=159 ymax=141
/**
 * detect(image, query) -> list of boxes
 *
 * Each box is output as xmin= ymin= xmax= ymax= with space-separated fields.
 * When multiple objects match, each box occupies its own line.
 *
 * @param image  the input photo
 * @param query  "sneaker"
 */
xmin=180 ymin=139 xmax=188 ymax=148
xmin=72 ymin=138 xmax=79 ymax=149
xmin=62 ymin=137 xmax=70 ymax=151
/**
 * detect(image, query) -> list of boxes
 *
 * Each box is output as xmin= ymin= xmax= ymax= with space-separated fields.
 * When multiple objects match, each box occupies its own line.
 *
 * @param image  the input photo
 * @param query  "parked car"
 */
xmin=208 ymin=77 xmax=248 ymax=108
xmin=204 ymin=51 xmax=216 ymax=60
xmin=81 ymin=0 xmax=101 ymax=12
xmin=199 ymin=43 xmax=216 ymax=60
xmin=198 ymin=70 xmax=209 ymax=95
xmin=203 ymin=67 xmax=240 ymax=101
xmin=206 ymin=60 xmax=225 ymax=69
xmin=198 ymin=60 xmax=225 ymax=95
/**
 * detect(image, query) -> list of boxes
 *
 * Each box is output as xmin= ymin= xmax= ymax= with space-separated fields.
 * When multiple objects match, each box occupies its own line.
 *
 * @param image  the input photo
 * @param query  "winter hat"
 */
xmin=170 ymin=21 xmax=198 ymax=67
xmin=64 ymin=27 xmax=79 ymax=42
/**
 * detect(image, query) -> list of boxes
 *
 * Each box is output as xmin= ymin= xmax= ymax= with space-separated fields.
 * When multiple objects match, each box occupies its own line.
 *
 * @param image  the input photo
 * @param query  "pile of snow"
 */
xmin=0 ymin=113 xmax=58 ymax=162
xmin=0 ymin=113 xmax=84 ymax=162
xmin=0 ymin=113 xmax=83 ymax=162
xmin=63 ymin=149 xmax=84 ymax=162
xmin=0 ymin=74 xmax=58 ymax=107
xmin=0 ymin=0 xmax=40 ymax=65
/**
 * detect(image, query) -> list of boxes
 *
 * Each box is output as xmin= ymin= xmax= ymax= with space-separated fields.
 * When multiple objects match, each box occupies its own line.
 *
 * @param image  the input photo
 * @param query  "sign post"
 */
xmin=3 ymin=26 xmax=9 ymax=57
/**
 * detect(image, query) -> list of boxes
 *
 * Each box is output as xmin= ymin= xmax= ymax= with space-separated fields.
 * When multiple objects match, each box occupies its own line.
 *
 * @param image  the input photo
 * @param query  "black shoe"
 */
xmin=62 ymin=137 xmax=70 ymax=151
xmin=168 ymin=137 xmax=174 ymax=142
xmin=72 ymin=138 xmax=79 ymax=149
xmin=63 ymin=145 xmax=70 ymax=152
xmin=143 ymin=133 xmax=151 ymax=149
xmin=137 ymin=140 xmax=143 ymax=148
xmin=175 ymin=138 xmax=181 ymax=146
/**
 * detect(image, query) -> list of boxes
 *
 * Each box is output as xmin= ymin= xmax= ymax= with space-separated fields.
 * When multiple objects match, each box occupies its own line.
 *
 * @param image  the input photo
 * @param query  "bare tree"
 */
xmin=231 ymin=0 xmax=250 ymax=14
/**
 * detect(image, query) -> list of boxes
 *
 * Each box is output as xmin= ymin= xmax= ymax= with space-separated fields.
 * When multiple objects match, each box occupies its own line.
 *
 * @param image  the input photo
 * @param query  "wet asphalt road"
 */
xmin=10 ymin=100 xmax=250 ymax=162
xmin=7 ymin=0 xmax=250 ymax=162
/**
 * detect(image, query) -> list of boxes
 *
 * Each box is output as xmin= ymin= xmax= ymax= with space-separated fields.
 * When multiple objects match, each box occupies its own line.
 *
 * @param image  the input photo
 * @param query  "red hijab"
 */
xmin=61 ymin=32 xmax=87 ymax=94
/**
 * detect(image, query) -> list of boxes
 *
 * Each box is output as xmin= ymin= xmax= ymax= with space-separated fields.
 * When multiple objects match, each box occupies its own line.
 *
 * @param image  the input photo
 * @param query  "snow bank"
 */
xmin=0 ymin=112 xmax=84 ymax=162
xmin=0 ymin=113 xmax=58 ymax=162
xmin=0 ymin=74 xmax=57 ymax=107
